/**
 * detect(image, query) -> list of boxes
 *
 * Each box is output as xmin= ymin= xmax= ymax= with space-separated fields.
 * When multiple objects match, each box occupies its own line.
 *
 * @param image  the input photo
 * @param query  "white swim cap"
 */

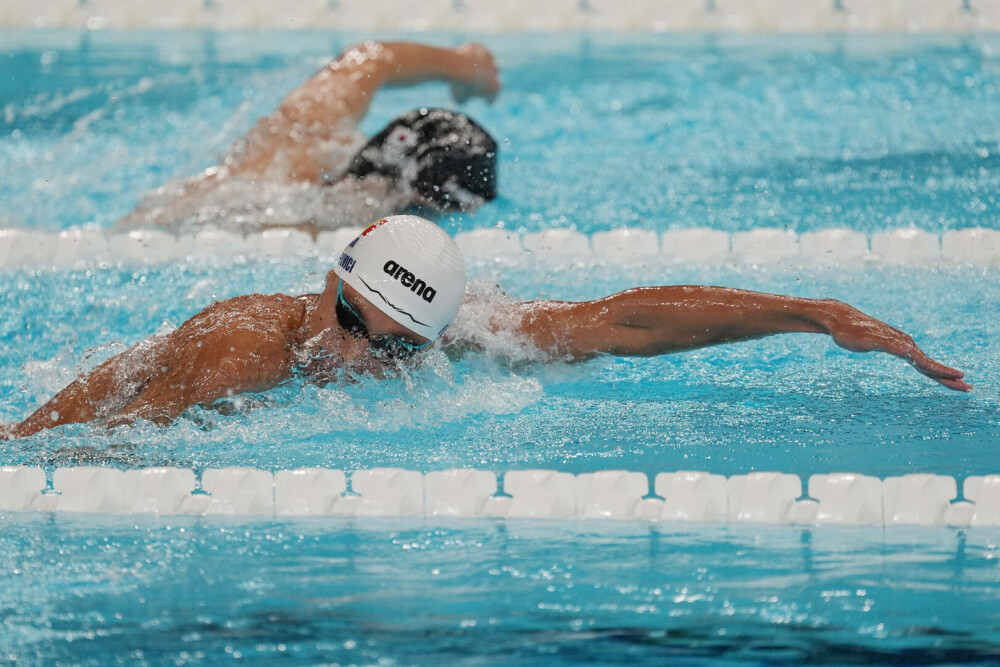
xmin=333 ymin=215 xmax=466 ymax=341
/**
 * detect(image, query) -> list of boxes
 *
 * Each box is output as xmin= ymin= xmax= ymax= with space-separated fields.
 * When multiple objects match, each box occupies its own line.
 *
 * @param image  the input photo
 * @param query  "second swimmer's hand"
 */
xmin=822 ymin=301 xmax=971 ymax=392
xmin=450 ymin=43 xmax=501 ymax=104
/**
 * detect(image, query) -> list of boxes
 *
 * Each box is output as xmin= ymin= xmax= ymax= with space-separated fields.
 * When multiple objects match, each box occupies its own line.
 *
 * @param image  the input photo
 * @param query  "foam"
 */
xmin=2 ymin=227 xmax=998 ymax=271
xmin=2 ymin=466 xmax=998 ymax=526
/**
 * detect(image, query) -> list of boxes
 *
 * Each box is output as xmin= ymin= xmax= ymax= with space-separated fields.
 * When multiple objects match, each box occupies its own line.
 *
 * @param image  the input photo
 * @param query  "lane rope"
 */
xmin=0 ymin=1 xmax=990 ymax=33
xmin=0 ymin=466 xmax=997 ymax=526
xmin=1 ymin=226 xmax=998 ymax=270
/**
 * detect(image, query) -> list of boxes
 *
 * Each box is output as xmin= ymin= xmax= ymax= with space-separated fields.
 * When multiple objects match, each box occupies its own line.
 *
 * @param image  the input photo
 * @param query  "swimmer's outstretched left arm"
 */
xmin=511 ymin=286 xmax=970 ymax=391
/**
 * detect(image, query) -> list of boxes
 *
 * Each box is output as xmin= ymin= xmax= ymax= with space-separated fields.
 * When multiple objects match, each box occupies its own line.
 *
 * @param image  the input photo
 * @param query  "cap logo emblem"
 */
xmin=361 ymin=218 xmax=389 ymax=236
xmin=383 ymin=260 xmax=436 ymax=303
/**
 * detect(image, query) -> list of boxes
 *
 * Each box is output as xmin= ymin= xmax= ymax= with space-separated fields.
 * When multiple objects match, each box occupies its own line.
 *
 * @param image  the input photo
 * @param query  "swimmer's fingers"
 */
xmin=881 ymin=334 xmax=972 ymax=391
xmin=842 ymin=319 xmax=972 ymax=391
xmin=454 ymin=42 xmax=501 ymax=103
xmin=902 ymin=346 xmax=972 ymax=391
xmin=905 ymin=346 xmax=964 ymax=379
xmin=935 ymin=376 xmax=973 ymax=392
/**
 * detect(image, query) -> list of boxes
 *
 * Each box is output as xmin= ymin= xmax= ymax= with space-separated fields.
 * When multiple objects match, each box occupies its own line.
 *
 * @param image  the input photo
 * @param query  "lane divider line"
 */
xmin=0 ymin=1 xmax=991 ymax=33
xmin=1 ymin=226 xmax=998 ymax=270
xmin=1 ymin=466 xmax=997 ymax=526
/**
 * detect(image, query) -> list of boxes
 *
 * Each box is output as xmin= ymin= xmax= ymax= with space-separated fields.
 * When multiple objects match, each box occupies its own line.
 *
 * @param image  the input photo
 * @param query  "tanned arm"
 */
xmin=229 ymin=40 xmax=501 ymax=180
xmin=4 ymin=333 xmax=291 ymax=439
xmin=512 ymin=286 xmax=970 ymax=391
xmin=102 ymin=332 xmax=292 ymax=428
xmin=2 ymin=353 xmax=138 ymax=439
xmin=3 ymin=296 xmax=301 ymax=439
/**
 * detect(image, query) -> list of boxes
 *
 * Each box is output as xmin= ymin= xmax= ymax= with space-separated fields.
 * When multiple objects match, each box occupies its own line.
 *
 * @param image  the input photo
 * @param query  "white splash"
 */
xmin=313 ymin=372 xmax=544 ymax=432
xmin=20 ymin=351 xmax=77 ymax=406
xmin=443 ymin=280 xmax=550 ymax=365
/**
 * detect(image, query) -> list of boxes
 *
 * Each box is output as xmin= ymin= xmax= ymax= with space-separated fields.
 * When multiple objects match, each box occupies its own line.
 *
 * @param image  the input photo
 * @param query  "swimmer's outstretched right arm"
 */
xmin=511 ymin=286 xmax=970 ymax=391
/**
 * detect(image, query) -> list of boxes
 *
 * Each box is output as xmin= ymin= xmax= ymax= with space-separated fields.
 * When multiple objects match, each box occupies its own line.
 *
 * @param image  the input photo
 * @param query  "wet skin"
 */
xmin=3 ymin=271 xmax=424 ymax=439
xmin=1 ymin=280 xmax=968 ymax=439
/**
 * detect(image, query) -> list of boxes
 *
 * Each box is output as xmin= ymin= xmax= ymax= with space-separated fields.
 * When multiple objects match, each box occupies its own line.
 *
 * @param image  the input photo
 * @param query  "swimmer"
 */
xmin=116 ymin=41 xmax=501 ymax=234
xmin=1 ymin=215 xmax=970 ymax=439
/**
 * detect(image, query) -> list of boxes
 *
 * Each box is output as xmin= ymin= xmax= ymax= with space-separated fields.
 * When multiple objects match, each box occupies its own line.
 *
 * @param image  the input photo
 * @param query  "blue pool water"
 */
xmin=2 ymin=31 xmax=1000 ymax=234
xmin=2 ymin=31 xmax=1000 ymax=664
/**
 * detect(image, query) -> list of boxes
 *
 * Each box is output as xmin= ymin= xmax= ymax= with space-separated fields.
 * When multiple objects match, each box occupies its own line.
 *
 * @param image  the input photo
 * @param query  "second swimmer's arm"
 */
xmin=277 ymin=41 xmax=500 ymax=126
xmin=515 ymin=286 xmax=970 ymax=391
xmin=230 ymin=41 xmax=500 ymax=180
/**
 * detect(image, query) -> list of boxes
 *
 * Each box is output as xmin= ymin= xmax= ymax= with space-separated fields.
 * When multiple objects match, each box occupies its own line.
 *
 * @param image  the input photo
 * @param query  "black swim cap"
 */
xmin=344 ymin=108 xmax=498 ymax=212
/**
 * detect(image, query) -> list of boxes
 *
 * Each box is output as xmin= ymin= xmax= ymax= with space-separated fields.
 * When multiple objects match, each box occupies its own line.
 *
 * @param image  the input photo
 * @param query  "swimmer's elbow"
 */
xmin=327 ymin=41 xmax=393 ymax=82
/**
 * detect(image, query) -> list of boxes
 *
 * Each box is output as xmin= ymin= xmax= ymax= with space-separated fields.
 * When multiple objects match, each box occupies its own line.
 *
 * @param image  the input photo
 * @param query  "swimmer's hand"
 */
xmin=822 ymin=301 xmax=971 ymax=392
xmin=450 ymin=43 xmax=501 ymax=104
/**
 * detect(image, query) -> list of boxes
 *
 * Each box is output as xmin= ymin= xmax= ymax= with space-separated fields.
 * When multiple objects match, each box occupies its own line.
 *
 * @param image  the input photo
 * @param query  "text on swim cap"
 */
xmin=338 ymin=254 xmax=356 ymax=273
xmin=383 ymin=260 xmax=436 ymax=303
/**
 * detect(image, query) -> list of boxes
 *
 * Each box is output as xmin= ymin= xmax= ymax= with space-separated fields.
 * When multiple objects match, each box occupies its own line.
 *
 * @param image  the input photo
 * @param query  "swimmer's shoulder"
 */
xmin=186 ymin=293 xmax=306 ymax=332
xmin=209 ymin=292 xmax=298 ymax=308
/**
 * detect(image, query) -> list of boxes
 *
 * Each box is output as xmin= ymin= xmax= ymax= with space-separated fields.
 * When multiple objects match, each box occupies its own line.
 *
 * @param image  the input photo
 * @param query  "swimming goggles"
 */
xmin=335 ymin=281 xmax=433 ymax=357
